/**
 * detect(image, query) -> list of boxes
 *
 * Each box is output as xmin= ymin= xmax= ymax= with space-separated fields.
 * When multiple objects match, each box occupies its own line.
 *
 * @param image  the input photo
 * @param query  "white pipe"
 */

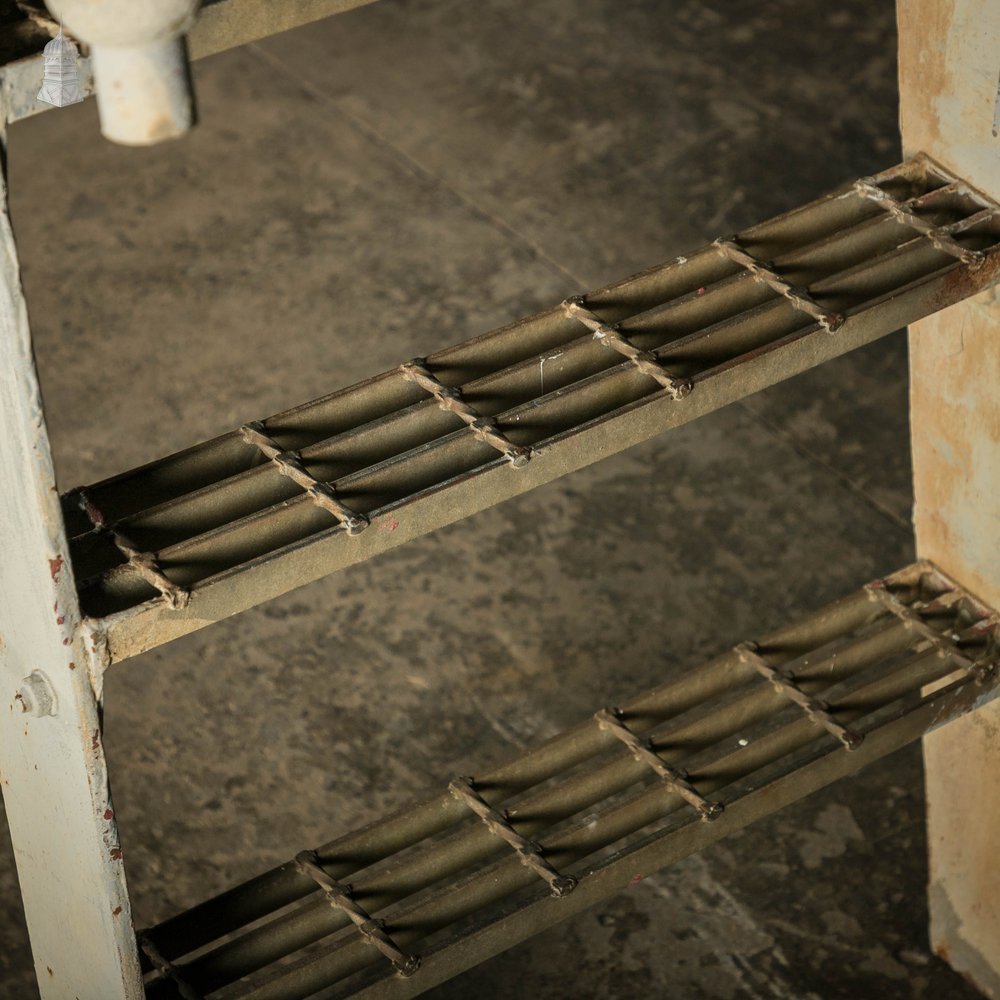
xmin=45 ymin=0 xmax=202 ymax=145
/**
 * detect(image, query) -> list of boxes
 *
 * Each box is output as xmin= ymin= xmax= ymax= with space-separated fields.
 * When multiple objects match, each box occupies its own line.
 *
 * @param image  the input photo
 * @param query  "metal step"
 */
xmin=136 ymin=562 xmax=1000 ymax=999
xmin=63 ymin=155 xmax=1000 ymax=665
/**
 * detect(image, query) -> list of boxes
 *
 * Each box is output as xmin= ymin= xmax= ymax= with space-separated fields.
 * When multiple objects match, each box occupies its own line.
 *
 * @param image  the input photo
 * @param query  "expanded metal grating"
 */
xmin=137 ymin=562 xmax=1000 ymax=999
xmin=62 ymin=156 xmax=1000 ymax=664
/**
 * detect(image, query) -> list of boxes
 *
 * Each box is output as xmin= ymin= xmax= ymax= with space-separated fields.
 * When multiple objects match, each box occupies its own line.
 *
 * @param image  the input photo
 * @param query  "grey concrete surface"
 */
xmin=0 ymin=1 xmax=982 ymax=997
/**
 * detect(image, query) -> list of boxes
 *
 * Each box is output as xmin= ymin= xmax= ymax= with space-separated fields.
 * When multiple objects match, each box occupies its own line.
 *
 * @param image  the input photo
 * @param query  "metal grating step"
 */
xmin=137 ymin=562 xmax=1000 ymax=999
xmin=63 ymin=156 xmax=1000 ymax=664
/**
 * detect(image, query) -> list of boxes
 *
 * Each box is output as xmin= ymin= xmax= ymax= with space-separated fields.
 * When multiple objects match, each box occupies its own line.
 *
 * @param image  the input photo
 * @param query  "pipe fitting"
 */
xmin=45 ymin=0 xmax=202 ymax=145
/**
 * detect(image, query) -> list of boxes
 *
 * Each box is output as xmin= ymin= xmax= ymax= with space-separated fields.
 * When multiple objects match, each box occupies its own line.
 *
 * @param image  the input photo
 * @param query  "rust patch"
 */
xmin=112 ymin=905 xmax=122 ymax=916
xmin=48 ymin=555 xmax=63 ymax=582
xmin=68 ymin=661 xmax=76 ymax=670
xmin=109 ymin=848 xmax=123 ymax=861
xmin=931 ymin=254 xmax=1000 ymax=314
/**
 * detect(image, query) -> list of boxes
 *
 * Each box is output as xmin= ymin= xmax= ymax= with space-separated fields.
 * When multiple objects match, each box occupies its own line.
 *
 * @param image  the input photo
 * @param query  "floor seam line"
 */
xmin=246 ymin=43 xmax=587 ymax=290
xmin=736 ymin=398 xmax=913 ymax=537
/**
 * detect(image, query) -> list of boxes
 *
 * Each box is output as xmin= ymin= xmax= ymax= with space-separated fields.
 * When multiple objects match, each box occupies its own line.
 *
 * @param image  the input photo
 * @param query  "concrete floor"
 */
xmin=0 ymin=1 xmax=986 ymax=997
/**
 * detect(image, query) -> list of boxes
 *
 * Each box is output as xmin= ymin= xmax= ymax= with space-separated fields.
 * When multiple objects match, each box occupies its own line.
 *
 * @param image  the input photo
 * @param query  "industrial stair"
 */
xmin=43 ymin=156 xmax=1000 ymax=997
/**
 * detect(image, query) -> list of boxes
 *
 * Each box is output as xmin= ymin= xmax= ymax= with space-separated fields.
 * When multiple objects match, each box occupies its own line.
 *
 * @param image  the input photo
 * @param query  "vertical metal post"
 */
xmin=0 ymin=122 xmax=142 ymax=997
xmin=899 ymin=2 xmax=1000 ymax=994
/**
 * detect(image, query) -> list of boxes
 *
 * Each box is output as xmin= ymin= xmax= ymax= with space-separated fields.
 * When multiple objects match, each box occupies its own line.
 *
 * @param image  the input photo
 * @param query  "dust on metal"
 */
xmin=865 ymin=577 xmax=999 ymax=682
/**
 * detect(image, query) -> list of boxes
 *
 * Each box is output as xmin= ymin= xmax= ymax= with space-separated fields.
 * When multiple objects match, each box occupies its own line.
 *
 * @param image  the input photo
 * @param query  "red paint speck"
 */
xmin=91 ymin=730 xmax=100 ymax=751
xmin=696 ymin=287 xmax=706 ymax=296
xmin=103 ymin=808 xmax=114 ymax=821
xmin=49 ymin=556 xmax=63 ymax=582
xmin=109 ymin=849 xmax=123 ymax=861
xmin=56 ymin=616 xmax=65 ymax=625
xmin=387 ymin=519 xmax=400 ymax=532
xmin=627 ymin=873 xmax=645 ymax=888
xmin=62 ymin=637 xmax=70 ymax=645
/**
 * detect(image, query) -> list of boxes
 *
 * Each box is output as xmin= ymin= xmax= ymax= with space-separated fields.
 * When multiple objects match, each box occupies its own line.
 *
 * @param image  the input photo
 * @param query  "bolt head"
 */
xmin=16 ymin=671 xmax=57 ymax=718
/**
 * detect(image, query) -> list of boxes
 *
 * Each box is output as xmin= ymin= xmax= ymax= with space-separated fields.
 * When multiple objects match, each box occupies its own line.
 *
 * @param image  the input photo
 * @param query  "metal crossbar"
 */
xmin=137 ymin=561 xmax=1000 ymax=1000
xmin=712 ymin=236 xmax=845 ymax=332
xmin=733 ymin=642 xmax=863 ymax=750
xmin=854 ymin=175 xmax=988 ymax=268
xmin=594 ymin=708 xmax=723 ymax=819
xmin=448 ymin=778 xmax=577 ymax=897
xmin=59 ymin=157 xmax=1000 ymax=665
xmin=240 ymin=422 xmax=369 ymax=534
xmin=399 ymin=359 xmax=532 ymax=467
xmin=68 ymin=487 xmax=189 ymax=610
xmin=560 ymin=296 xmax=692 ymax=398
xmin=137 ymin=934 xmax=202 ymax=1000
xmin=864 ymin=578 xmax=999 ymax=679
xmin=294 ymin=852 xmax=420 ymax=977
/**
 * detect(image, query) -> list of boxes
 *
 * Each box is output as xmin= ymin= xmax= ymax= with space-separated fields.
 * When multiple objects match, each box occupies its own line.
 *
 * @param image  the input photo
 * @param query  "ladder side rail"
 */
xmin=0 ymin=122 xmax=143 ymax=999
